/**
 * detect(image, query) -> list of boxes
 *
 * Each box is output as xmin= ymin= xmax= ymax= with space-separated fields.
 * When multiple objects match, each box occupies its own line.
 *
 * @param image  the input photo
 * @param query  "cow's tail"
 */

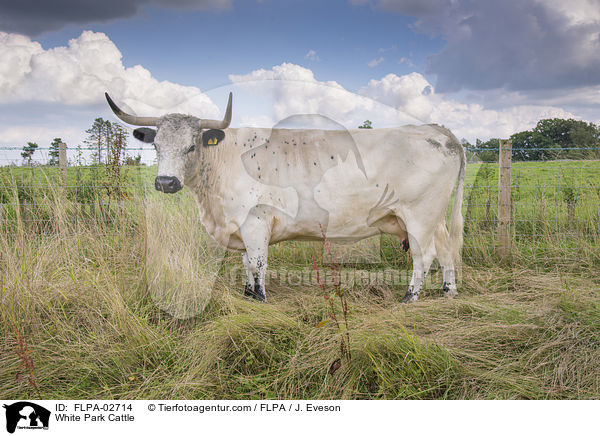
xmin=449 ymin=148 xmax=465 ymax=266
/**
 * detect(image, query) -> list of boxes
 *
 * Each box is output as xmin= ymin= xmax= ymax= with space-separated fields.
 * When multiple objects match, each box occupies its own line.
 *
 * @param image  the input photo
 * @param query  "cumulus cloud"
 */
xmin=0 ymin=123 xmax=89 ymax=164
xmin=0 ymin=125 xmax=82 ymax=147
xmin=230 ymin=63 xmax=421 ymax=128
xmin=231 ymin=62 xmax=577 ymax=141
xmin=360 ymin=71 xmax=576 ymax=139
xmin=0 ymin=24 xmax=587 ymax=154
xmin=0 ymin=31 xmax=219 ymax=118
xmin=432 ymin=101 xmax=576 ymax=141
xmin=354 ymin=0 xmax=600 ymax=92
xmin=360 ymin=72 xmax=434 ymax=121
xmin=0 ymin=0 xmax=231 ymax=36
xmin=238 ymin=114 xmax=276 ymax=128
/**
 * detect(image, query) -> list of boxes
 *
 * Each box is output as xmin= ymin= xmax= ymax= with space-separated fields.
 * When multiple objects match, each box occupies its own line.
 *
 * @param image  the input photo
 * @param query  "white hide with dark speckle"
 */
xmin=151 ymin=118 xmax=465 ymax=303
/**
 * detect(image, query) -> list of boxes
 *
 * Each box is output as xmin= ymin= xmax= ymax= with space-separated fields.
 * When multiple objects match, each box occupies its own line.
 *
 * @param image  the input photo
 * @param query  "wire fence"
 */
xmin=1 ymin=144 xmax=599 ymax=266
xmin=463 ymin=160 xmax=599 ymax=262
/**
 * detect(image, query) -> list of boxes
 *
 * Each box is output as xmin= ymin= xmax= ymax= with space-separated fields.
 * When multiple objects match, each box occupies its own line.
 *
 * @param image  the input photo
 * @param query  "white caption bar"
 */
xmin=0 ymin=400 xmax=595 ymax=436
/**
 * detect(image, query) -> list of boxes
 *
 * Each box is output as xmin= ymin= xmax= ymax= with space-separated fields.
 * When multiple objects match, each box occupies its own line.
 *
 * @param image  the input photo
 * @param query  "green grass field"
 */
xmin=1 ymin=160 xmax=599 ymax=399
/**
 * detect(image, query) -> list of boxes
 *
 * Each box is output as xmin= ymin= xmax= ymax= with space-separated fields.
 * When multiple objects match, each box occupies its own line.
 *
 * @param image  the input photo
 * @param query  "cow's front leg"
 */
xmin=240 ymin=212 xmax=270 ymax=302
xmin=241 ymin=252 xmax=255 ymax=297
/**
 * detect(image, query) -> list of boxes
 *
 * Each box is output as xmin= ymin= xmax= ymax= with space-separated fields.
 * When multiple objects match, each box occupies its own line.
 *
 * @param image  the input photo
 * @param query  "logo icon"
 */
xmin=3 ymin=402 xmax=50 ymax=434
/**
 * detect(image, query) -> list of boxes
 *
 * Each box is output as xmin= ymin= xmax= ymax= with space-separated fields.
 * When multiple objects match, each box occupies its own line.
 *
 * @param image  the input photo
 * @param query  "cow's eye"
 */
xmin=186 ymin=144 xmax=195 ymax=154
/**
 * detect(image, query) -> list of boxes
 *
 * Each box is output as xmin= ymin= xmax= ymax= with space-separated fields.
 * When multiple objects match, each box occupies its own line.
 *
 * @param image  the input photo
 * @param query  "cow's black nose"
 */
xmin=155 ymin=176 xmax=182 ymax=193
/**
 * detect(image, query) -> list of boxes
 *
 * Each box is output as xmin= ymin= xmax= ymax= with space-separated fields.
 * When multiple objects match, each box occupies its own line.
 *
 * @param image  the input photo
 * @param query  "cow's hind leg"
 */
xmin=434 ymin=222 xmax=458 ymax=298
xmin=401 ymin=226 xmax=436 ymax=303
xmin=240 ymin=210 xmax=271 ymax=302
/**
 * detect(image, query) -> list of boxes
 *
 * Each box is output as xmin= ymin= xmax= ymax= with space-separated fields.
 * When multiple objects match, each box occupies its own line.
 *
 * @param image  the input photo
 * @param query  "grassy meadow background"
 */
xmin=1 ymin=160 xmax=599 ymax=399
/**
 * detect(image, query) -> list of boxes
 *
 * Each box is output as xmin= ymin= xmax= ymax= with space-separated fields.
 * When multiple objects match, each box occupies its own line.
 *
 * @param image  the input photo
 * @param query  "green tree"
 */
xmin=85 ymin=118 xmax=109 ymax=165
xmin=534 ymin=118 xmax=599 ymax=148
xmin=510 ymin=130 xmax=553 ymax=161
xmin=358 ymin=120 xmax=373 ymax=129
xmin=125 ymin=154 xmax=143 ymax=165
xmin=103 ymin=121 xmax=129 ymax=199
xmin=48 ymin=137 xmax=62 ymax=166
xmin=471 ymin=138 xmax=501 ymax=162
xmin=84 ymin=118 xmax=129 ymax=165
xmin=461 ymin=138 xmax=474 ymax=161
xmin=21 ymin=142 xmax=38 ymax=165
xmin=108 ymin=123 xmax=128 ymax=166
xmin=74 ymin=143 xmax=84 ymax=166
xmin=511 ymin=118 xmax=600 ymax=160
xmin=570 ymin=122 xmax=600 ymax=147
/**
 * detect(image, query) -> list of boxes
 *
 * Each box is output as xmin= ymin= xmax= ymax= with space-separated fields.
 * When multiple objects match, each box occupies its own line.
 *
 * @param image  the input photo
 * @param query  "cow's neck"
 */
xmin=184 ymin=145 xmax=229 ymax=244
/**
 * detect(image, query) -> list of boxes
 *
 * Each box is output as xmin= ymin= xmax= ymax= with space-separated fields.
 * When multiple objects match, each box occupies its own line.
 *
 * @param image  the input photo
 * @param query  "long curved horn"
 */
xmin=198 ymin=92 xmax=232 ymax=129
xmin=105 ymin=93 xmax=158 ymax=126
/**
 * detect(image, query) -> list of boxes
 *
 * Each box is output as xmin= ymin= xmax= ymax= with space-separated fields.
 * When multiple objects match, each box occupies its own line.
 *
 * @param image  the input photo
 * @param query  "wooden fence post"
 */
xmin=498 ymin=139 xmax=512 ymax=259
xmin=59 ymin=141 xmax=67 ymax=186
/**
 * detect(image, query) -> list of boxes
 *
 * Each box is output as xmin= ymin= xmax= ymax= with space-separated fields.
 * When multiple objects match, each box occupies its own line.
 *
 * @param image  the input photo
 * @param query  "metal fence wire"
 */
xmin=463 ymin=160 xmax=600 ymax=262
xmin=1 ymin=144 xmax=599 ymax=265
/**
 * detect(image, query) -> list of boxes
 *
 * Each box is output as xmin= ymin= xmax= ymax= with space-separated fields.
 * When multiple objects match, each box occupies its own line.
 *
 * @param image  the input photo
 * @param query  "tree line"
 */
xmin=21 ymin=138 xmax=63 ymax=166
xmin=462 ymin=118 xmax=600 ymax=162
xmin=19 ymin=117 xmax=600 ymax=165
xmin=20 ymin=118 xmax=143 ymax=166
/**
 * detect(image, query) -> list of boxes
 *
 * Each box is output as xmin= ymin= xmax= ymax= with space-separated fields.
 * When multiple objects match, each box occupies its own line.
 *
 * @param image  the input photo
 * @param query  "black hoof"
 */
xmin=401 ymin=239 xmax=410 ymax=252
xmin=244 ymin=283 xmax=266 ymax=302
xmin=442 ymin=281 xmax=458 ymax=298
xmin=401 ymin=292 xmax=416 ymax=304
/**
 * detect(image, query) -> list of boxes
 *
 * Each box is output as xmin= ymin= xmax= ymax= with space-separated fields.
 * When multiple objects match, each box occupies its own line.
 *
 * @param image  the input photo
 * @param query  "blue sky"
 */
xmin=1 ymin=0 xmax=599 ymax=164
xmin=36 ymin=1 xmax=437 ymax=91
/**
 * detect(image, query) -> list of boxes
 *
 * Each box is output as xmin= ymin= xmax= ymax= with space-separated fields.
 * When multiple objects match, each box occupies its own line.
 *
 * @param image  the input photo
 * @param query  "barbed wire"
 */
xmin=466 ymin=147 xmax=600 ymax=152
xmin=0 ymin=146 xmax=156 ymax=151
xmin=1 ymin=145 xmax=600 ymax=152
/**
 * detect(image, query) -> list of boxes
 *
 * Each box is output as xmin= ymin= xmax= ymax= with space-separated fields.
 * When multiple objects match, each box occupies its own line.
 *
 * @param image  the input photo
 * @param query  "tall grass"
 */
xmin=0 ymin=163 xmax=599 ymax=399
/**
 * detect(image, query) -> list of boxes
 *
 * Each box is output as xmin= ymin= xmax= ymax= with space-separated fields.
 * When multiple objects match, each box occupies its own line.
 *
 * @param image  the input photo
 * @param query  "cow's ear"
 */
xmin=202 ymin=129 xmax=225 ymax=147
xmin=133 ymin=127 xmax=157 ymax=143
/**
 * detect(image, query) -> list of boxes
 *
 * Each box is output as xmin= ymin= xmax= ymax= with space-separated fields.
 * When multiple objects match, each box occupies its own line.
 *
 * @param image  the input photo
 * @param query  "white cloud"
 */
xmin=0 ymin=124 xmax=87 ymax=164
xmin=0 ymin=25 xmax=590 ymax=158
xmin=304 ymin=49 xmax=319 ymax=61
xmin=0 ymin=125 xmax=81 ymax=145
xmin=367 ymin=57 xmax=384 ymax=68
xmin=231 ymin=62 xmax=579 ymax=141
xmin=0 ymin=30 xmax=224 ymax=164
xmin=431 ymin=101 xmax=576 ymax=141
xmin=360 ymin=72 xmax=434 ymax=121
xmin=361 ymin=71 xmax=576 ymax=140
xmin=230 ymin=62 xmax=421 ymax=128
xmin=0 ymin=30 xmax=219 ymax=118
xmin=238 ymin=114 xmax=276 ymax=128
xmin=540 ymin=0 xmax=600 ymax=26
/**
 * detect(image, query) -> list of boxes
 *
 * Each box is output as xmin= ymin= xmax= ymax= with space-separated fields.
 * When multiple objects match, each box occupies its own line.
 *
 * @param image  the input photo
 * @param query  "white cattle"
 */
xmin=106 ymin=92 xmax=465 ymax=303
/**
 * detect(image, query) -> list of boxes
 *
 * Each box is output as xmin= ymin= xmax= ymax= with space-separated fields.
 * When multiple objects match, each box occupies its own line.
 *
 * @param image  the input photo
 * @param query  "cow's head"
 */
xmin=105 ymin=92 xmax=232 ymax=193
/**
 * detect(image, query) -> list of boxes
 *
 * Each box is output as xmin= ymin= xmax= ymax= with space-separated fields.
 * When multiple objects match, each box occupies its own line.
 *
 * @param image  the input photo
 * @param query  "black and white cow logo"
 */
xmin=3 ymin=402 xmax=50 ymax=434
